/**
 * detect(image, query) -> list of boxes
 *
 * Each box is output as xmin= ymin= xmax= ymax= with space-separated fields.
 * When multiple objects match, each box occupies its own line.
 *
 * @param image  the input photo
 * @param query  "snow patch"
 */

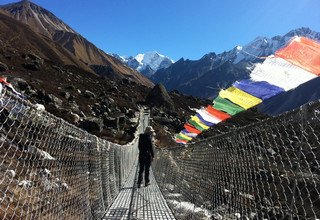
xmin=168 ymin=200 xmax=212 ymax=218
xmin=35 ymin=103 xmax=45 ymax=111
xmin=19 ymin=180 xmax=33 ymax=188
xmin=236 ymin=46 xmax=242 ymax=50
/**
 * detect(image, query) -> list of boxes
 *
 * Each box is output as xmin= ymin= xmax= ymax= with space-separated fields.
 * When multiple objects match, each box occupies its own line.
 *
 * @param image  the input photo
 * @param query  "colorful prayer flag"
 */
xmin=213 ymin=96 xmax=245 ymax=115
xmin=176 ymin=133 xmax=192 ymax=141
xmin=276 ymin=37 xmax=320 ymax=75
xmin=195 ymin=113 xmax=215 ymax=126
xmin=191 ymin=115 xmax=210 ymax=129
xmin=219 ymin=87 xmax=262 ymax=109
xmin=205 ymin=105 xmax=231 ymax=121
xmin=250 ymin=57 xmax=317 ymax=91
xmin=233 ymin=79 xmax=284 ymax=101
xmin=184 ymin=123 xmax=201 ymax=134
xmin=181 ymin=129 xmax=198 ymax=138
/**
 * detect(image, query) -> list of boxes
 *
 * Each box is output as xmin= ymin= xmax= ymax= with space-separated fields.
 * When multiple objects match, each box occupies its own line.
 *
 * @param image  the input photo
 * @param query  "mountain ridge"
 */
xmin=152 ymin=27 xmax=320 ymax=98
xmin=1 ymin=0 xmax=153 ymax=87
xmin=112 ymin=51 xmax=174 ymax=77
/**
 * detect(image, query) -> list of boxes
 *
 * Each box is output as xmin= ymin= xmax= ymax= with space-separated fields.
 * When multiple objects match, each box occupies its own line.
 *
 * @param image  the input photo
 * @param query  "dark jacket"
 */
xmin=138 ymin=133 xmax=154 ymax=159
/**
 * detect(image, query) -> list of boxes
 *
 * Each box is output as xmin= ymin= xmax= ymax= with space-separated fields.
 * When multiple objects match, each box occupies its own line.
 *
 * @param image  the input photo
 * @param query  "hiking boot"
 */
xmin=137 ymin=183 xmax=141 ymax=188
xmin=145 ymin=182 xmax=150 ymax=187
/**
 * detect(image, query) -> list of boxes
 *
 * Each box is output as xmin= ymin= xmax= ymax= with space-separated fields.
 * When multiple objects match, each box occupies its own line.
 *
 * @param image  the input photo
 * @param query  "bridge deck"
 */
xmin=103 ymin=161 xmax=175 ymax=220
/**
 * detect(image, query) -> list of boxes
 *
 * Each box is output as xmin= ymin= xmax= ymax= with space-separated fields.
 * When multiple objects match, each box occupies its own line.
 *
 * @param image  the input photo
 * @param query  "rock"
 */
xmin=21 ymin=53 xmax=43 ymax=71
xmin=123 ymin=93 xmax=129 ymax=99
xmin=68 ymin=94 xmax=75 ymax=101
xmin=118 ymin=114 xmax=126 ymax=125
xmin=84 ymin=90 xmax=96 ymax=99
xmin=146 ymin=84 xmax=175 ymax=110
xmin=52 ymin=65 xmax=64 ymax=73
xmin=109 ymin=85 xmax=118 ymax=92
xmin=24 ymin=53 xmax=44 ymax=64
xmin=113 ymin=107 xmax=121 ymax=114
xmin=99 ymin=91 xmax=107 ymax=97
xmin=36 ymin=90 xmax=47 ymax=103
xmin=65 ymin=85 xmax=75 ymax=90
xmin=80 ymin=117 xmax=103 ymax=133
xmin=105 ymin=108 xmax=111 ymax=114
xmin=65 ymin=111 xmax=80 ymax=124
xmin=10 ymin=77 xmax=29 ymax=91
xmin=23 ymin=62 xmax=41 ymax=71
xmin=121 ymin=78 xmax=133 ymax=85
xmin=126 ymin=109 xmax=136 ymax=118
xmin=17 ymin=80 xmax=29 ymax=91
xmin=103 ymin=116 xmax=118 ymax=129
xmin=120 ymin=106 xmax=127 ymax=114
xmin=45 ymin=94 xmax=63 ymax=107
xmin=153 ymin=116 xmax=178 ymax=127
xmin=69 ymin=102 xmax=80 ymax=112
xmin=126 ymin=125 xmax=137 ymax=134
xmin=27 ymin=89 xmax=37 ymax=97
xmin=107 ymin=97 xmax=115 ymax=103
xmin=79 ymin=111 xmax=86 ymax=118
xmin=0 ymin=62 xmax=8 ymax=72
xmin=59 ymin=91 xmax=70 ymax=99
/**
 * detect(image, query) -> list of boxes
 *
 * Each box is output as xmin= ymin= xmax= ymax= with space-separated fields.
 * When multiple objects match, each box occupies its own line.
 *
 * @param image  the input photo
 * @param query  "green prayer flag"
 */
xmin=176 ymin=134 xmax=191 ymax=141
xmin=188 ymin=119 xmax=205 ymax=131
xmin=213 ymin=96 xmax=245 ymax=116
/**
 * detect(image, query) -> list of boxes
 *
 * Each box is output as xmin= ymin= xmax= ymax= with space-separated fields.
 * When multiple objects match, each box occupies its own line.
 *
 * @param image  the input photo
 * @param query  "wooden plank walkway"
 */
xmin=103 ymin=160 xmax=175 ymax=220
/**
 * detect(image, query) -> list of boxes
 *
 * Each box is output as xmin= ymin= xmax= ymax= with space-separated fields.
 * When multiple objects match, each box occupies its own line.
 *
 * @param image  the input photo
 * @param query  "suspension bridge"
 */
xmin=0 ymin=88 xmax=319 ymax=219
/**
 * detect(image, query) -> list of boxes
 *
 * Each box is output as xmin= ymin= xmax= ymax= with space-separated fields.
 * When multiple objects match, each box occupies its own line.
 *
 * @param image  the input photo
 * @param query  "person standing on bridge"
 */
xmin=137 ymin=126 xmax=155 ymax=188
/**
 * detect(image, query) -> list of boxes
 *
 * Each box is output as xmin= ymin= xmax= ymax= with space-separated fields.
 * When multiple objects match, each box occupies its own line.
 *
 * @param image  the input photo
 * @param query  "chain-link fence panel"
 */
xmin=0 ymin=88 xmax=142 ymax=219
xmin=153 ymin=102 xmax=320 ymax=219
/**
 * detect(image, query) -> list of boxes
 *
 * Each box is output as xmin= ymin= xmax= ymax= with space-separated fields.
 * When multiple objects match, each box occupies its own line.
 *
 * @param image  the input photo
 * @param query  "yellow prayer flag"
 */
xmin=191 ymin=116 xmax=210 ymax=130
xmin=219 ymin=87 xmax=262 ymax=110
xmin=179 ymin=133 xmax=192 ymax=141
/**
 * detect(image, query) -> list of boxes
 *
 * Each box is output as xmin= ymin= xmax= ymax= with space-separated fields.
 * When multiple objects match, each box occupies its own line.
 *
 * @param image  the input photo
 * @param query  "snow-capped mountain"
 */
xmin=152 ymin=27 xmax=320 ymax=98
xmin=223 ymin=27 xmax=320 ymax=64
xmin=112 ymin=51 xmax=174 ymax=77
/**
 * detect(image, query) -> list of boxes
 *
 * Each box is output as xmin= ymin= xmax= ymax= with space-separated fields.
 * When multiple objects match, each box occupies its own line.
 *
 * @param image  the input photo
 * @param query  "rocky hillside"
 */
xmin=0 ymin=8 xmax=209 ymax=146
xmin=1 ymin=0 xmax=153 ymax=87
xmin=1 ymin=0 xmax=76 ymax=37
xmin=152 ymin=27 xmax=320 ymax=98
xmin=0 ymin=10 xmax=89 ymax=71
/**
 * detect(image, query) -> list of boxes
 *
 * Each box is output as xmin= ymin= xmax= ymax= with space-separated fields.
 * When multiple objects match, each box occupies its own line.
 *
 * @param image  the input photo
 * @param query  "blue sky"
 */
xmin=1 ymin=0 xmax=319 ymax=60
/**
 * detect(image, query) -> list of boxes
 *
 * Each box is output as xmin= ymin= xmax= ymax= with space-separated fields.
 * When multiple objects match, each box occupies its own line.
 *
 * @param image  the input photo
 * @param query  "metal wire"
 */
xmin=153 ymin=102 xmax=320 ymax=219
xmin=0 ymin=87 xmax=143 ymax=219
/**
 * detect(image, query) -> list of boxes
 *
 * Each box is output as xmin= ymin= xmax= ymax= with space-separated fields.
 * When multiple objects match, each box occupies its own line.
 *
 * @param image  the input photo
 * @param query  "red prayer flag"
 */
xmin=275 ymin=37 xmax=320 ymax=75
xmin=205 ymin=105 xmax=231 ymax=121
xmin=184 ymin=123 xmax=202 ymax=134
xmin=175 ymin=139 xmax=188 ymax=144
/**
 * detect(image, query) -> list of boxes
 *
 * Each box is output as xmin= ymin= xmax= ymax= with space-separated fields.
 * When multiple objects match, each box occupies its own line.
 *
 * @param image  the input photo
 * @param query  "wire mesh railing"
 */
xmin=0 ymin=87 xmax=146 ymax=219
xmin=2 ymin=83 xmax=320 ymax=220
xmin=153 ymin=101 xmax=320 ymax=219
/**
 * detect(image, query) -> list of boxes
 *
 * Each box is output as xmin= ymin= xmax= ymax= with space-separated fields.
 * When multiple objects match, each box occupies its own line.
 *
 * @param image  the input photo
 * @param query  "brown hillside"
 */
xmin=0 ymin=10 xmax=93 ymax=72
xmin=53 ymin=31 xmax=153 ymax=86
xmin=1 ymin=0 xmax=76 ymax=37
xmin=1 ymin=0 xmax=153 ymax=87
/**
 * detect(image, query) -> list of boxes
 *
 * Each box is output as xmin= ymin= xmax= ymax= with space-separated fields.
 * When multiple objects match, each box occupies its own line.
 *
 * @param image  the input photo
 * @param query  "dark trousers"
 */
xmin=137 ymin=157 xmax=151 ymax=184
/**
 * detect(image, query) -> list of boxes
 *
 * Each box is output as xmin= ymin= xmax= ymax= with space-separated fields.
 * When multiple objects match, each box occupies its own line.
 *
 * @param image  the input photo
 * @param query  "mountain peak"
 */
xmin=1 ymin=0 xmax=77 ymax=36
xmin=112 ymin=51 xmax=174 ymax=77
xmin=21 ymin=0 xmax=30 ymax=4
